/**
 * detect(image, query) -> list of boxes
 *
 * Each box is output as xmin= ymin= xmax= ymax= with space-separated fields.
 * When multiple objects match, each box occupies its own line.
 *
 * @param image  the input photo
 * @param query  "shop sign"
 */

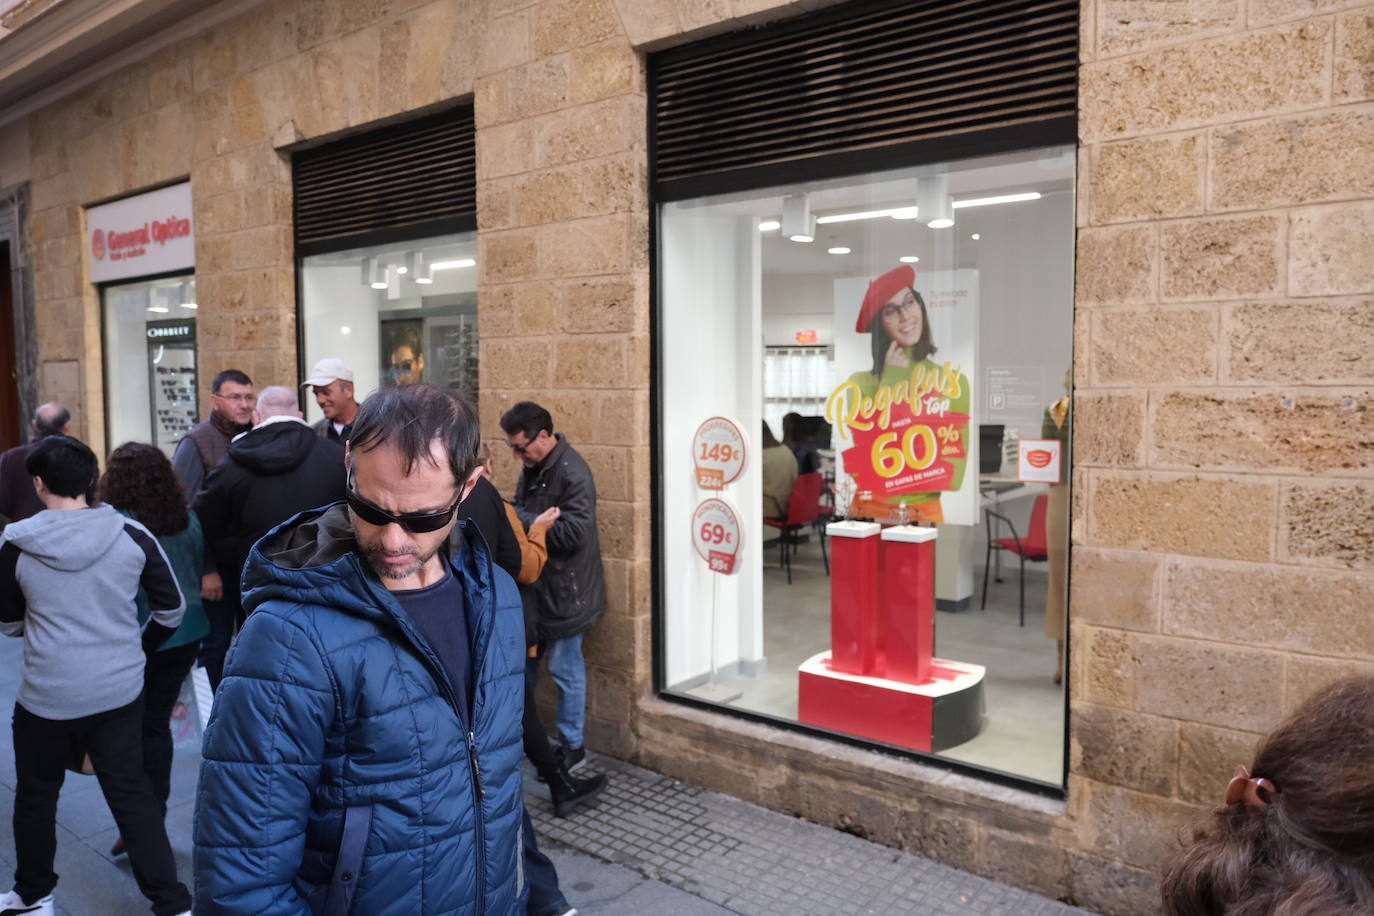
xmin=87 ymin=182 xmax=195 ymax=284
xmin=1016 ymin=438 xmax=1061 ymax=484
xmin=794 ymin=329 xmax=818 ymax=344
xmin=692 ymin=498 xmax=742 ymax=574
xmin=691 ymin=416 xmax=747 ymax=490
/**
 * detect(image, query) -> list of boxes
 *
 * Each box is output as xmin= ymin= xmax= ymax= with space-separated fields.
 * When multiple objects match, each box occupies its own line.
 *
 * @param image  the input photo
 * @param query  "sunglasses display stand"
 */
xmin=797 ymin=522 xmax=986 ymax=754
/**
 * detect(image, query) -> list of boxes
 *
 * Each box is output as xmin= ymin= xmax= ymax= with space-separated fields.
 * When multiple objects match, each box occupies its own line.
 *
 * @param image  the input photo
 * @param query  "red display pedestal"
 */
xmin=798 ymin=653 xmax=986 ymax=753
xmin=797 ymin=521 xmax=986 ymax=754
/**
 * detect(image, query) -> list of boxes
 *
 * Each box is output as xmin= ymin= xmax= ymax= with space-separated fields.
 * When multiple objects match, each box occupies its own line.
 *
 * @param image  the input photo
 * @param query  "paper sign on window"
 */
xmin=1017 ymin=438 xmax=1062 ymax=484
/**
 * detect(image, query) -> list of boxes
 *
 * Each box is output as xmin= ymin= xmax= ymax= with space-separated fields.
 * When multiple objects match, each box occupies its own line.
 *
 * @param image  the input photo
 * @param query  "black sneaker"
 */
xmin=557 ymin=744 xmax=587 ymax=772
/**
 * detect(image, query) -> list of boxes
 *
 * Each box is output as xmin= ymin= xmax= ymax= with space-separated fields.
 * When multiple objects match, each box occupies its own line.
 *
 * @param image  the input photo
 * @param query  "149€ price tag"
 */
xmin=692 ymin=498 xmax=743 ymax=575
xmin=691 ymin=416 xmax=747 ymax=490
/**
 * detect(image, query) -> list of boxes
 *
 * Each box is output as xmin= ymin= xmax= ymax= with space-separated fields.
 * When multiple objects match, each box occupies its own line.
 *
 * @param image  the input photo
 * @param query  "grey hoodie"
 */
xmin=0 ymin=505 xmax=185 ymax=720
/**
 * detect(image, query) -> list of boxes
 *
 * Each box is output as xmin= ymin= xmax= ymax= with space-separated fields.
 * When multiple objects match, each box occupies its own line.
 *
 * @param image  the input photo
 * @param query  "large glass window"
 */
xmin=300 ymin=232 xmax=477 ymax=419
xmin=102 ymin=275 xmax=198 ymax=456
xmin=658 ymin=146 xmax=1075 ymax=786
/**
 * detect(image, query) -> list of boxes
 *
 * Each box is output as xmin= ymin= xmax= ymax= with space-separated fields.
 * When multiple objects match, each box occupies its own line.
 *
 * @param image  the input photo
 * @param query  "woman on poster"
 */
xmin=838 ymin=264 xmax=970 ymax=524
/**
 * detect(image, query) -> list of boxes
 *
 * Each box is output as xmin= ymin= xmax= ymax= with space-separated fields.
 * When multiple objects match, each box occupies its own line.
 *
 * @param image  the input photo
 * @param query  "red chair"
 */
xmin=980 ymin=492 xmax=1048 ymax=626
xmin=764 ymin=472 xmax=826 ymax=584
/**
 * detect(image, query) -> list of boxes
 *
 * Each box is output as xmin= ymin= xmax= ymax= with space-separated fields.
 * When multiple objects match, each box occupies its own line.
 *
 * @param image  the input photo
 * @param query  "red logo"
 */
xmin=794 ymin=329 xmax=818 ymax=344
xmin=91 ymin=229 xmax=105 ymax=260
xmin=1025 ymin=449 xmax=1053 ymax=468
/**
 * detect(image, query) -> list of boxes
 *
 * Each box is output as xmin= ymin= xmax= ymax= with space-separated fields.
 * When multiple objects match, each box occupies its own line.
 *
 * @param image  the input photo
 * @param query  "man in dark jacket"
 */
xmin=500 ymin=401 xmax=605 ymax=770
xmin=194 ymin=387 xmax=345 ymax=657
xmin=172 ymin=368 xmax=252 ymax=692
xmin=194 ymin=384 xmax=526 ymax=915
xmin=0 ymin=402 xmax=70 ymax=526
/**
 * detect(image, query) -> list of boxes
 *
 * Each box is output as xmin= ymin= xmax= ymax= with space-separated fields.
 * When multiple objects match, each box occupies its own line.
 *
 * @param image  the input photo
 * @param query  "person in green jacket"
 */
xmin=833 ymin=264 xmax=970 ymax=524
xmin=97 ymin=442 xmax=210 ymax=855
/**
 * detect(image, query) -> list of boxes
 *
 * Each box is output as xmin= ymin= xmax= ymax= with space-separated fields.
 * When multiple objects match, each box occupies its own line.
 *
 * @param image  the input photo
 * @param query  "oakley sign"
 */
xmin=86 ymin=182 xmax=195 ymax=283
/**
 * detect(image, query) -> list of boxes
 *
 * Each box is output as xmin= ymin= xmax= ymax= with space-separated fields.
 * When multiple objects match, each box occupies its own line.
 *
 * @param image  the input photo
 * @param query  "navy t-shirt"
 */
xmin=393 ymin=567 xmax=472 ymax=720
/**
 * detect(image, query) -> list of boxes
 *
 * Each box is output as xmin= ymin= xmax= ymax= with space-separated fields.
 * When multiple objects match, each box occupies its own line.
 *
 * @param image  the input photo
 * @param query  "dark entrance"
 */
xmin=0 ymin=241 xmax=21 ymax=450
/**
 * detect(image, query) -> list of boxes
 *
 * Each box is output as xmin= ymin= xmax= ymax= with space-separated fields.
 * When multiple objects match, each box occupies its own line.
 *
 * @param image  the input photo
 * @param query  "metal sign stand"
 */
xmin=687 ymin=572 xmax=742 ymax=704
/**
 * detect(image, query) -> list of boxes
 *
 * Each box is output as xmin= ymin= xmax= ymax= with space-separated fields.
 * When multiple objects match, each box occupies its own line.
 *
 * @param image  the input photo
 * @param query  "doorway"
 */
xmin=0 ymin=241 xmax=20 ymax=450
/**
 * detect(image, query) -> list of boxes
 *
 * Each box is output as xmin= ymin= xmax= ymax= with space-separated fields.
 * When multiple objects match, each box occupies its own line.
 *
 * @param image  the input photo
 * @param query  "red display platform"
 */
xmin=798 ymin=652 xmax=985 ymax=753
xmin=797 ymin=520 xmax=986 ymax=754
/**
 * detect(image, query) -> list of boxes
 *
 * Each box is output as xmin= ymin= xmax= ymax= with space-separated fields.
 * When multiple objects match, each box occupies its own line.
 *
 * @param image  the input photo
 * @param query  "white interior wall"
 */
xmin=661 ymin=210 xmax=766 ymax=688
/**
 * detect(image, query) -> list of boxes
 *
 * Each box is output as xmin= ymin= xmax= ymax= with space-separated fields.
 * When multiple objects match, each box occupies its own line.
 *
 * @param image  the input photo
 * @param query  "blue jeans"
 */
xmin=523 ymin=804 xmax=568 ymax=916
xmin=543 ymin=634 xmax=586 ymax=749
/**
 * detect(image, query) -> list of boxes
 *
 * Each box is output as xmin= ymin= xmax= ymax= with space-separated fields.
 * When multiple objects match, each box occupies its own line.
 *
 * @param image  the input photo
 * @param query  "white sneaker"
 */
xmin=0 ymin=890 xmax=54 ymax=916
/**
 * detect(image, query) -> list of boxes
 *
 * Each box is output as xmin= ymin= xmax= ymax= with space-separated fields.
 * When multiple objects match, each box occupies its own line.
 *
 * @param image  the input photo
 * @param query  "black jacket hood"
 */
xmin=230 ymin=419 xmax=317 ymax=476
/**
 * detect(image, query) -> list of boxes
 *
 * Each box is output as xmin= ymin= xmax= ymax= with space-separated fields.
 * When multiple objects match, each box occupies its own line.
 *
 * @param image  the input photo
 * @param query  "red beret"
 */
xmin=855 ymin=265 xmax=916 ymax=333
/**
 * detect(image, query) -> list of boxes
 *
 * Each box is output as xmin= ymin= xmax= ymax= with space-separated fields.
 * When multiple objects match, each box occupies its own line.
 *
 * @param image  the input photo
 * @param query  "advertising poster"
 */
xmin=827 ymin=267 xmax=978 ymax=526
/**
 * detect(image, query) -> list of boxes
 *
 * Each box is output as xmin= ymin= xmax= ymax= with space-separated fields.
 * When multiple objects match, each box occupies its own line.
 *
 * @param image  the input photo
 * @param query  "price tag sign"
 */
xmin=691 ymin=416 xmax=747 ymax=490
xmin=1017 ymin=438 xmax=1062 ymax=484
xmin=692 ymin=498 xmax=743 ymax=575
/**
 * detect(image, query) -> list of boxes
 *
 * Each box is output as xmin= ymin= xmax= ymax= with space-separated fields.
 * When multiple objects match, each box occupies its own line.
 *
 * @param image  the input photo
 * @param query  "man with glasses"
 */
xmin=500 ymin=401 xmax=605 ymax=773
xmin=171 ymin=368 xmax=253 ymax=690
xmin=194 ymin=384 xmax=527 ymax=914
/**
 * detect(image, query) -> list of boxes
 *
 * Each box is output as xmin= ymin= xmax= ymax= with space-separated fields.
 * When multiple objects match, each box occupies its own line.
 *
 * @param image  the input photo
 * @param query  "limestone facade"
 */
xmin=0 ymin=1 xmax=1370 ymax=914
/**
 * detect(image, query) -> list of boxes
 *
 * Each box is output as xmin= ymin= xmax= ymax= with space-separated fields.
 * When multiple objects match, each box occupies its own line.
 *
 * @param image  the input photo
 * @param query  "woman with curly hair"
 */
xmin=1162 ymin=675 xmax=1374 ymax=915
xmin=96 ymin=442 xmax=209 ymax=856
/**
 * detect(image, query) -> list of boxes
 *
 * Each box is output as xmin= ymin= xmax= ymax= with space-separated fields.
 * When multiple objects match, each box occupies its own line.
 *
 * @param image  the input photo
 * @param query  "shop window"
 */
xmin=102 ymin=275 xmax=198 ymax=456
xmin=299 ymin=233 xmax=478 ymax=414
xmin=657 ymin=146 xmax=1075 ymax=787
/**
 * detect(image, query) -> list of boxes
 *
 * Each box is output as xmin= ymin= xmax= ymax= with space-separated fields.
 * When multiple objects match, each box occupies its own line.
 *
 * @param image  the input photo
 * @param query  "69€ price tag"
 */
xmin=692 ymin=498 xmax=742 ymax=575
xmin=691 ymin=416 xmax=747 ymax=490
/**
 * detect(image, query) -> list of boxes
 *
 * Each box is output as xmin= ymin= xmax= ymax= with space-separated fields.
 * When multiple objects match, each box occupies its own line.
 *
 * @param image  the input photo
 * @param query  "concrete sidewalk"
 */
xmin=0 ymin=637 xmax=1092 ymax=914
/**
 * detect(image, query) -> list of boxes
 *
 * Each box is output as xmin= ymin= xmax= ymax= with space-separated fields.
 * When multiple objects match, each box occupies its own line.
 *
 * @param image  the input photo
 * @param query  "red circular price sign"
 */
xmin=692 ymin=416 xmax=747 ymax=490
xmin=692 ymin=498 xmax=743 ymax=575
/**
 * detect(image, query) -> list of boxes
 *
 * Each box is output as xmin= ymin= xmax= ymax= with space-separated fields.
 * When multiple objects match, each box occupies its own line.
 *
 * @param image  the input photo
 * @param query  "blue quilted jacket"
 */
xmin=192 ymin=504 xmax=527 ymax=915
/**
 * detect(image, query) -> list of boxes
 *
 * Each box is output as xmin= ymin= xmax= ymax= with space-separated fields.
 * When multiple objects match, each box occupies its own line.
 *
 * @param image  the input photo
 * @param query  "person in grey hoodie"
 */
xmin=0 ymin=436 xmax=192 ymax=916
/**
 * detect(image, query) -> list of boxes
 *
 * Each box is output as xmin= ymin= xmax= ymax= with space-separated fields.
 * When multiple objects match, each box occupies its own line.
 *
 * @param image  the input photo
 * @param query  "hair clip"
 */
xmin=1225 ymin=765 xmax=1277 ymax=808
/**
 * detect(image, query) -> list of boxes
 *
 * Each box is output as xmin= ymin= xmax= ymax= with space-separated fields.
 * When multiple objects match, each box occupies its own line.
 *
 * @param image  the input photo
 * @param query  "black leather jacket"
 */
xmin=513 ymin=434 xmax=606 ymax=640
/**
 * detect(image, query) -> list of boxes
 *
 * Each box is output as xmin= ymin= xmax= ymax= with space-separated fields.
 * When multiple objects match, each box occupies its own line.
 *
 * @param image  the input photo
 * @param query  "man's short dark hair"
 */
xmin=348 ymin=384 xmax=480 ymax=486
xmin=211 ymin=369 xmax=252 ymax=395
xmin=25 ymin=435 xmax=97 ymax=500
xmin=499 ymin=401 xmax=553 ymax=441
xmin=33 ymin=403 xmax=69 ymax=437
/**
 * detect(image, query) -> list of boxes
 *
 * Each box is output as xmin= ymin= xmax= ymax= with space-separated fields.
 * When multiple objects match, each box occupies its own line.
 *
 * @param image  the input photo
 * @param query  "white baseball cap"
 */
xmin=301 ymin=357 xmax=354 ymax=387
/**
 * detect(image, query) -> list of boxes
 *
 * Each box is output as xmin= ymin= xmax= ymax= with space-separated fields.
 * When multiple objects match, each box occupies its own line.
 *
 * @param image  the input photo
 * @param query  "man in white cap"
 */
xmin=301 ymin=358 xmax=359 ymax=444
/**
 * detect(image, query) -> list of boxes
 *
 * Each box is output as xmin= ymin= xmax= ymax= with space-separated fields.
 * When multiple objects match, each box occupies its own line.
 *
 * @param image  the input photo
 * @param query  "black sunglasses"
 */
xmin=345 ymin=468 xmax=461 ymax=533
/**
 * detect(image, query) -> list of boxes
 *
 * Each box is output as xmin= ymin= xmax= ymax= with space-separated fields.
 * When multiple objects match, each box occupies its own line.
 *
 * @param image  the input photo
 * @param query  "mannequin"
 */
xmin=1043 ymin=370 xmax=1071 ymax=684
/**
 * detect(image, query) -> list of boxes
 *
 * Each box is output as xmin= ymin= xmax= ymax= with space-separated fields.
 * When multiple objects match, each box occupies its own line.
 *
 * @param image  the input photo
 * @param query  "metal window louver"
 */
xmin=649 ymin=0 xmax=1078 ymax=200
xmin=292 ymin=105 xmax=476 ymax=253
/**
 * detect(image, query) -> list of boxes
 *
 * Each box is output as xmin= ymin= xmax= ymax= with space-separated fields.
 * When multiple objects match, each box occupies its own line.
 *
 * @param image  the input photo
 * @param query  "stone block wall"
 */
xmin=1070 ymin=1 xmax=1374 ymax=911
xmin=4 ymin=0 xmax=1374 ymax=914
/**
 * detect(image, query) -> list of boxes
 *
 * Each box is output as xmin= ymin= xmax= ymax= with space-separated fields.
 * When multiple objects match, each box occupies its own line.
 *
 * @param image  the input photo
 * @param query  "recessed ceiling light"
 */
xmin=953 ymin=192 xmax=1041 ymax=209
xmin=146 ymin=305 xmax=169 ymax=313
xmin=970 ymin=233 xmax=980 ymax=240
xmin=341 ymin=326 xmax=351 ymax=335
xmin=430 ymin=258 xmax=476 ymax=270
xmin=395 ymin=265 xmax=408 ymax=274
xmin=789 ymin=234 xmax=814 ymax=243
xmin=827 ymin=246 xmax=851 ymax=255
xmin=899 ymin=256 xmax=920 ymax=263
xmin=758 ymin=220 xmax=781 ymax=231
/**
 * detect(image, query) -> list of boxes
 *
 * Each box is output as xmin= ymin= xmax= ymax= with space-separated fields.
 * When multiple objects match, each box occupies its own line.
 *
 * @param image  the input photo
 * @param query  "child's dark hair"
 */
xmin=25 ymin=435 xmax=98 ymax=500
xmin=1161 ymin=675 xmax=1374 ymax=915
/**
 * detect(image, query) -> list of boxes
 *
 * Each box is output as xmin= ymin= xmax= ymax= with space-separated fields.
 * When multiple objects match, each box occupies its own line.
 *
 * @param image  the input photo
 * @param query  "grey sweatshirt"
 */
xmin=0 ymin=505 xmax=185 ymax=720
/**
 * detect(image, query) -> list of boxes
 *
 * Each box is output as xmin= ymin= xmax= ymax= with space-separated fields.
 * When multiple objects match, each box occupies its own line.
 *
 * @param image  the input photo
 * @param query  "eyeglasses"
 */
xmin=212 ymin=393 xmax=255 ymax=404
xmin=880 ymin=293 xmax=921 ymax=321
xmin=389 ymin=361 xmax=417 ymax=379
xmin=345 ymin=468 xmax=461 ymax=533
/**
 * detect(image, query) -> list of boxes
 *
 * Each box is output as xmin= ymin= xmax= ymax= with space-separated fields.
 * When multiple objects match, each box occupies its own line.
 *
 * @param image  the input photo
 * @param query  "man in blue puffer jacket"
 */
xmin=193 ymin=385 xmax=527 ymax=915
